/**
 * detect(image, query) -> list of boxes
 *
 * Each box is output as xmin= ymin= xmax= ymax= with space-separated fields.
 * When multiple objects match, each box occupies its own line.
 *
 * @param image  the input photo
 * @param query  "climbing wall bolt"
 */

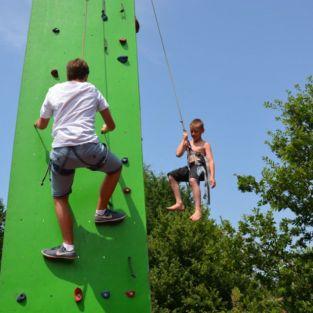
xmin=101 ymin=291 xmax=111 ymax=299
xmin=51 ymin=69 xmax=59 ymax=79
xmin=123 ymin=187 xmax=131 ymax=194
xmin=117 ymin=56 xmax=128 ymax=64
xmin=119 ymin=38 xmax=127 ymax=45
xmin=121 ymin=157 xmax=129 ymax=165
xmin=101 ymin=9 xmax=108 ymax=21
xmin=74 ymin=288 xmax=83 ymax=303
xmin=16 ymin=293 xmax=27 ymax=303
xmin=125 ymin=290 xmax=135 ymax=298
xmin=52 ymin=28 xmax=60 ymax=34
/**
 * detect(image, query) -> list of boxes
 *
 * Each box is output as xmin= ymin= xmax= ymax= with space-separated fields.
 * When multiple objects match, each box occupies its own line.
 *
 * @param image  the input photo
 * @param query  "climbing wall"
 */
xmin=0 ymin=1 xmax=151 ymax=312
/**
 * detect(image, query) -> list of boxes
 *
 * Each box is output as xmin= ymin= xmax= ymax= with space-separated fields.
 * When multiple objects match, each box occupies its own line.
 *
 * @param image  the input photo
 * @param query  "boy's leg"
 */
xmin=96 ymin=167 xmax=121 ymax=210
xmin=167 ymin=174 xmax=184 ymax=211
xmin=54 ymin=195 xmax=73 ymax=244
xmin=189 ymin=178 xmax=202 ymax=221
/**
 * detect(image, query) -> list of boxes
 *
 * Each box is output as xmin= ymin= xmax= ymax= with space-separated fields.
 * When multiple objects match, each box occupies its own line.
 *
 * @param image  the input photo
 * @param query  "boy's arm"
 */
xmin=100 ymin=108 xmax=115 ymax=133
xmin=34 ymin=90 xmax=52 ymax=130
xmin=205 ymin=142 xmax=216 ymax=188
xmin=34 ymin=118 xmax=50 ymax=129
xmin=176 ymin=131 xmax=188 ymax=157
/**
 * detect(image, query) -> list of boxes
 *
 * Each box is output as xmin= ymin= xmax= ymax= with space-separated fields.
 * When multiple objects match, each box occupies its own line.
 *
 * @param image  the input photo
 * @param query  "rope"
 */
xmin=150 ymin=0 xmax=186 ymax=131
xmin=81 ymin=0 xmax=89 ymax=59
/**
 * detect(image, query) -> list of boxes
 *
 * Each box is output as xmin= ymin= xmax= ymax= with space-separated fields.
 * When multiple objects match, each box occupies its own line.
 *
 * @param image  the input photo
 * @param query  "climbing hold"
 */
xmin=50 ymin=69 xmax=59 ymax=79
xmin=125 ymin=290 xmax=135 ymax=298
xmin=135 ymin=18 xmax=140 ymax=33
xmin=101 ymin=291 xmax=110 ymax=299
xmin=123 ymin=187 xmax=131 ymax=194
xmin=74 ymin=288 xmax=83 ymax=303
xmin=121 ymin=157 xmax=129 ymax=165
xmin=16 ymin=293 xmax=27 ymax=303
xmin=120 ymin=3 xmax=125 ymax=13
xmin=117 ymin=56 xmax=128 ymax=64
xmin=119 ymin=37 xmax=127 ymax=45
xmin=52 ymin=27 xmax=60 ymax=34
xmin=101 ymin=9 xmax=108 ymax=21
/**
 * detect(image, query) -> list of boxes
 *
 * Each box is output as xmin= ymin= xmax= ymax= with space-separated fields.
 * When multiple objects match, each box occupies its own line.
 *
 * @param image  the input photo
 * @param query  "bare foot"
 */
xmin=189 ymin=211 xmax=202 ymax=221
xmin=166 ymin=203 xmax=185 ymax=211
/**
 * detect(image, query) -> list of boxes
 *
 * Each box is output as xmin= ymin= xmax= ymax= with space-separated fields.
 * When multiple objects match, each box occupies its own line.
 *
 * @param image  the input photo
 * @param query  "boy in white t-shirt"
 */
xmin=35 ymin=58 xmax=125 ymax=260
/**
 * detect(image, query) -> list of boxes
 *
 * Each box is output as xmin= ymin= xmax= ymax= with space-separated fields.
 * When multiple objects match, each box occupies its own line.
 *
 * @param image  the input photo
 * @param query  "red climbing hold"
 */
xmin=123 ymin=187 xmax=131 ymax=194
xmin=51 ymin=69 xmax=59 ymax=79
xmin=125 ymin=290 xmax=136 ymax=298
xmin=74 ymin=288 xmax=83 ymax=303
xmin=119 ymin=37 xmax=127 ymax=45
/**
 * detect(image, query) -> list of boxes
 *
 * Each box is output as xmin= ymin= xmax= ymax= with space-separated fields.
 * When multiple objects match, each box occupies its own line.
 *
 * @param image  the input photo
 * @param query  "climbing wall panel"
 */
xmin=0 ymin=1 xmax=151 ymax=312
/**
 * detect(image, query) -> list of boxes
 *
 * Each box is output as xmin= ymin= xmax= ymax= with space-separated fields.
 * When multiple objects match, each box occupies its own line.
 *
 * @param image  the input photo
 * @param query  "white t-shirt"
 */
xmin=40 ymin=81 xmax=109 ymax=148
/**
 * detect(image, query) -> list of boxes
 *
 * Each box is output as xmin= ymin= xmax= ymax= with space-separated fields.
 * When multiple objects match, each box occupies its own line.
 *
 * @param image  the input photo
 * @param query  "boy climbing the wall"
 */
xmin=167 ymin=119 xmax=216 ymax=221
xmin=34 ymin=58 xmax=125 ymax=260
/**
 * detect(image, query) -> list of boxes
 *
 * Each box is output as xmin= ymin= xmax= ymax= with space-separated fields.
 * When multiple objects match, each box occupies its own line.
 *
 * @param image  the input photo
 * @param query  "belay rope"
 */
xmin=150 ymin=0 xmax=210 ymax=204
xmin=34 ymin=126 xmax=51 ymax=186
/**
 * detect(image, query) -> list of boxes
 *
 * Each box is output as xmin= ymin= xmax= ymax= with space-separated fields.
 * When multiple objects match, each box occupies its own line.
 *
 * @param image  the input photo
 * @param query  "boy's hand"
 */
xmin=101 ymin=124 xmax=110 ymax=134
xmin=210 ymin=177 xmax=216 ymax=188
xmin=183 ymin=131 xmax=188 ymax=140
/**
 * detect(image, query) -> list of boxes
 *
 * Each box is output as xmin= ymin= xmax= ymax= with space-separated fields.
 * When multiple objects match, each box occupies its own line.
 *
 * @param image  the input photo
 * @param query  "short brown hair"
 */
xmin=190 ymin=118 xmax=204 ymax=130
xmin=66 ymin=58 xmax=89 ymax=80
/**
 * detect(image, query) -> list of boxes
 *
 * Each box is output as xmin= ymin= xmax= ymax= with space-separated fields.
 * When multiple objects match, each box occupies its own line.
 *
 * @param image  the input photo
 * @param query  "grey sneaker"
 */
xmin=95 ymin=209 xmax=126 ymax=224
xmin=41 ymin=245 xmax=77 ymax=260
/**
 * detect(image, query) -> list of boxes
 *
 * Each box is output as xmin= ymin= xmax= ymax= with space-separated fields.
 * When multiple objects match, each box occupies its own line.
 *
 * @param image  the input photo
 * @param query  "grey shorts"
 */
xmin=50 ymin=142 xmax=122 ymax=198
xmin=167 ymin=165 xmax=206 ymax=183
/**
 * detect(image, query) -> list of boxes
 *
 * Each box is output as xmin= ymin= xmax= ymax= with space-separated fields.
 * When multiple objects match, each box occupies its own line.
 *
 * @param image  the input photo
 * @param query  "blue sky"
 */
xmin=1 ymin=0 xmax=312 ymax=224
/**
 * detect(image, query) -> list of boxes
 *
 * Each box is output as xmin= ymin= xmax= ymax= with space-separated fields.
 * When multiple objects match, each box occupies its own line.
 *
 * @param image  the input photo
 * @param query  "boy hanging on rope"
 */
xmin=34 ymin=58 xmax=125 ymax=260
xmin=167 ymin=119 xmax=216 ymax=221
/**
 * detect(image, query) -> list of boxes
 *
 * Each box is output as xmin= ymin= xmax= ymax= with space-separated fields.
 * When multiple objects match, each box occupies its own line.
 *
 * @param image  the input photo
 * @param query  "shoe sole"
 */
xmin=95 ymin=215 xmax=126 ymax=224
xmin=41 ymin=251 xmax=77 ymax=260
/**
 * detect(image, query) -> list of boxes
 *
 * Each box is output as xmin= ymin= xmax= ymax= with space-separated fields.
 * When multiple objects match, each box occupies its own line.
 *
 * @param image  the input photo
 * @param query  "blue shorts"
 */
xmin=50 ymin=142 xmax=122 ymax=198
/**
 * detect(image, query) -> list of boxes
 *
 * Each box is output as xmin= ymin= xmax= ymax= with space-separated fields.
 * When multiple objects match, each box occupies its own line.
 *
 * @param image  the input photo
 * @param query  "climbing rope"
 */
xmin=81 ymin=0 xmax=89 ymax=59
xmin=150 ymin=0 xmax=186 ymax=131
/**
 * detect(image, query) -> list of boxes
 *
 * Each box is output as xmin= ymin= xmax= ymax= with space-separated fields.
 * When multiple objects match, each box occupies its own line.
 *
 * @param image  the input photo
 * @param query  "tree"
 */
xmin=237 ymin=78 xmax=313 ymax=244
xmin=144 ymin=168 xmax=286 ymax=312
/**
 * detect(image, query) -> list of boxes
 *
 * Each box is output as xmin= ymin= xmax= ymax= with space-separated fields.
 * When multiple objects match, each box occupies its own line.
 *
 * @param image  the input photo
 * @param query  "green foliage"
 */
xmin=144 ymin=168 xmax=290 ymax=312
xmin=237 ymin=78 xmax=313 ymax=243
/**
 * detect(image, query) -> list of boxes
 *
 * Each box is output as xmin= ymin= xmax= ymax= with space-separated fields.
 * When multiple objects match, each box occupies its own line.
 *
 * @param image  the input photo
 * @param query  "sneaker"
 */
xmin=95 ymin=209 xmax=126 ymax=224
xmin=41 ymin=245 xmax=77 ymax=260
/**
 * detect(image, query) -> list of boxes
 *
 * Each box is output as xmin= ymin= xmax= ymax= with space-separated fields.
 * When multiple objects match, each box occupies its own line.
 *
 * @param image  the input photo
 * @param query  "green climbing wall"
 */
xmin=0 ymin=1 xmax=151 ymax=312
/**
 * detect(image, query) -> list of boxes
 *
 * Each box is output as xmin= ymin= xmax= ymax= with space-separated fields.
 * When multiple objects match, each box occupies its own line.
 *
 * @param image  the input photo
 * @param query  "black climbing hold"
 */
xmin=74 ymin=288 xmax=83 ymax=303
xmin=52 ymin=28 xmax=60 ymax=34
xmin=123 ymin=187 xmax=131 ymax=194
xmin=121 ymin=157 xmax=128 ymax=165
xmin=16 ymin=293 xmax=26 ymax=303
xmin=135 ymin=18 xmax=140 ymax=33
xmin=125 ymin=290 xmax=135 ymax=298
xmin=120 ymin=3 xmax=125 ymax=13
xmin=117 ymin=56 xmax=128 ymax=64
xmin=101 ymin=10 xmax=108 ymax=21
xmin=51 ymin=69 xmax=59 ymax=79
xmin=101 ymin=291 xmax=110 ymax=299
xmin=119 ymin=37 xmax=127 ymax=45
